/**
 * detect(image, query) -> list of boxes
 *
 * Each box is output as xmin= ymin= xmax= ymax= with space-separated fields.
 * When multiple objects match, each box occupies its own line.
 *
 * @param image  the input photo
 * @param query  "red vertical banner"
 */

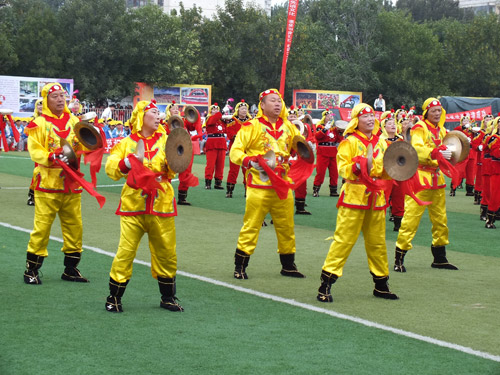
xmin=279 ymin=0 xmax=299 ymax=96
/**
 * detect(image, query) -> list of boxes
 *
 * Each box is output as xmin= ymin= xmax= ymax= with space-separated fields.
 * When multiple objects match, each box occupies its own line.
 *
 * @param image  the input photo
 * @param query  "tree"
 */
xmin=373 ymin=10 xmax=450 ymax=108
xmin=197 ymin=0 xmax=283 ymax=104
xmin=396 ymin=0 xmax=473 ymax=22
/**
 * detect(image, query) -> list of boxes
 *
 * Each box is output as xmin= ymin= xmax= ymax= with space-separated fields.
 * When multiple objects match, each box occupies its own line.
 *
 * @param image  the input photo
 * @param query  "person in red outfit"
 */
xmin=450 ymin=114 xmax=476 ymax=197
xmin=288 ymin=106 xmax=315 ymax=214
xmin=471 ymin=114 xmax=493 ymax=210
xmin=313 ymin=110 xmax=341 ymax=197
xmin=484 ymin=116 xmax=500 ymax=228
xmin=225 ymin=100 xmax=251 ymax=198
xmin=203 ymin=103 xmax=227 ymax=190
xmin=165 ymin=101 xmax=201 ymax=205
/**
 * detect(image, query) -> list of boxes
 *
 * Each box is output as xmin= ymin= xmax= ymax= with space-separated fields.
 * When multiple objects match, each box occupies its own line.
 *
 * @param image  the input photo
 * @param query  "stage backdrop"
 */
xmin=0 ymin=75 xmax=74 ymax=117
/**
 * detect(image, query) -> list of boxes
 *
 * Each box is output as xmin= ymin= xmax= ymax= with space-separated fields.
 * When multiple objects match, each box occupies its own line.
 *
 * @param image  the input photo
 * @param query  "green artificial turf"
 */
xmin=1 ymin=152 xmax=499 ymax=374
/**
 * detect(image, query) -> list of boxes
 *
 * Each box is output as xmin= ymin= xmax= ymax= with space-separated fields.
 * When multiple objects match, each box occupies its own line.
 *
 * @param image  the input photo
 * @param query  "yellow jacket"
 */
xmin=410 ymin=119 xmax=446 ymax=189
xmin=229 ymin=115 xmax=302 ymax=188
xmin=337 ymin=130 xmax=390 ymax=210
xmin=25 ymin=113 xmax=82 ymax=193
xmin=105 ymin=131 xmax=177 ymax=216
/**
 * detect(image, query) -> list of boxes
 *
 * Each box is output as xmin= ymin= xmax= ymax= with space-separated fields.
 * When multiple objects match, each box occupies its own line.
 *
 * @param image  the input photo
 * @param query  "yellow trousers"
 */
xmin=27 ymin=190 xmax=82 ymax=257
xmin=236 ymin=187 xmax=295 ymax=255
xmin=110 ymin=215 xmax=177 ymax=283
xmin=322 ymin=206 xmax=388 ymax=277
xmin=396 ymin=188 xmax=449 ymax=251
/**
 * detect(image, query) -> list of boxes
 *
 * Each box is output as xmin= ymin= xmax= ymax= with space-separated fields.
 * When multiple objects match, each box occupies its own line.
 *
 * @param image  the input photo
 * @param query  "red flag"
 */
xmin=279 ymin=0 xmax=299 ymax=95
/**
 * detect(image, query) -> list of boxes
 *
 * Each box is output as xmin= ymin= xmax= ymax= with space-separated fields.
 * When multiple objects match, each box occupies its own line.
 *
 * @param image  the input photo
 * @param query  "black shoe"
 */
xmin=160 ymin=297 xmax=184 ymax=312
xmin=105 ymin=296 xmax=123 ymax=312
xmin=61 ymin=267 xmax=90 ymax=282
xmin=279 ymin=253 xmax=305 ymax=278
xmin=431 ymin=246 xmax=458 ymax=270
xmin=373 ymin=289 xmax=399 ymax=300
xmin=316 ymin=270 xmax=337 ymax=302
xmin=23 ymin=269 xmax=42 ymax=284
xmin=27 ymin=198 xmax=35 ymax=206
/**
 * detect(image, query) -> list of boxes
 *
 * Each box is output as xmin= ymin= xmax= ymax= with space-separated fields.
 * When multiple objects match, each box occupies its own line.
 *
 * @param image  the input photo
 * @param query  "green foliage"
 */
xmin=1 ymin=0 xmax=499 ymax=107
xmin=396 ymin=0 xmax=473 ymax=22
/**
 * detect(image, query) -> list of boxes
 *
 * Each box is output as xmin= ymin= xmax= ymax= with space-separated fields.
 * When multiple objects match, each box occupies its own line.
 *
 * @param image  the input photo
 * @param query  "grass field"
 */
xmin=1 ymin=152 xmax=499 ymax=374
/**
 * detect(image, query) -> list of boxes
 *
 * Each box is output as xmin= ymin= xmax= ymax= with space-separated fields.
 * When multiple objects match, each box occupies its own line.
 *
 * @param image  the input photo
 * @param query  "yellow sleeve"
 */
xmin=26 ymin=118 xmax=52 ymax=167
xmin=336 ymin=138 xmax=357 ymax=180
xmin=411 ymin=126 xmax=436 ymax=167
xmin=105 ymin=139 xmax=128 ymax=181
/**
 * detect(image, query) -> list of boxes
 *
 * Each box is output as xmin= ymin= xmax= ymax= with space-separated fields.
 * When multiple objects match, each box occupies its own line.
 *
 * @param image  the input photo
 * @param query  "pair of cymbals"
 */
xmin=443 ymin=130 xmax=470 ymax=165
xmin=383 ymin=141 xmax=419 ymax=181
xmin=74 ymin=112 xmax=103 ymax=150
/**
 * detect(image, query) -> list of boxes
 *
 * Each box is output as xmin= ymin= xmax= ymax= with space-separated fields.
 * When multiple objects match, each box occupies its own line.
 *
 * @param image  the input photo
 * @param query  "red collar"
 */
xmin=42 ymin=113 xmax=71 ymax=131
xmin=352 ymin=131 xmax=379 ymax=148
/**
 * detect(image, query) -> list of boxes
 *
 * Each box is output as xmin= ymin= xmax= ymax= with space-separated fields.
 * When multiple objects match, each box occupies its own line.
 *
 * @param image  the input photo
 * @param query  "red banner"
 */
xmin=279 ymin=0 xmax=299 ymax=95
xmin=444 ymin=106 xmax=491 ymax=123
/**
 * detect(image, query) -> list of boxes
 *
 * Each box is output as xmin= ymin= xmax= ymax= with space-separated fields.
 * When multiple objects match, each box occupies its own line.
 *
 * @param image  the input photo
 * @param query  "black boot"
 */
xmin=473 ymin=190 xmax=481 ymax=205
xmin=158 ymin=276 xmax=184 ymax=312
xmin=449 ymin=186 xmax=456 ymax=196
xmin=234 ymin=249 xmax=250 ymax=279
xmin=329 ymin=185 xmax=339 ymax=197
xmin=316 ymin=270 xmax=338 ymax=302
xmin=279 ymin=253 xmax=305 ymax=278
xmin=371 ymin=272 xmax=399 ymax=300
xmin=205 ymin=179 xmax=212 ymax=190
xmin=431 ymin=245 xmax=458 ymax=270
xmin=457 ymin=179 xmax=463 ymax=189
xmin=393 ymin=216 xmax=402 ymax=232
xmin=295 ymin=198 xmax=311 ymax=215
xmin=480 ymin=204 xmax=488 ymax=221
xmin=485 ymin=210 xmax=496 ymax=229
xmin=214 ymin=179 xmax=224 ymax=190
xmin=23 ymin=252 xmax=45 ymax=284
xmin=177 ymin=190 xmax=191 ymax=205
xmin=394 ymin=247 xmax=407 ymax=273
xmin=27 ymin=189 xmax=35 ymax=206
xmin=226 ymin=182 xmax=235 ymax=198
xmin=312 ymin=185 xmax=320 ymax=197
xmin=388 ymin=206 xmax=394 ymax=222
xmin=105 ymin=278 xmax=129 ymax=312
xmin=61 ymin=252 xmax=89 ymax=282
xmin=465 ymin=184 xmax=474 ymax=196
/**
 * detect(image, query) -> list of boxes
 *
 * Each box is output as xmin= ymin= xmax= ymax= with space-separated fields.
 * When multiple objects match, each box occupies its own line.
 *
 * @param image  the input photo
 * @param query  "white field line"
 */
xmin=2 ymin=220 xmax=499 ymax=363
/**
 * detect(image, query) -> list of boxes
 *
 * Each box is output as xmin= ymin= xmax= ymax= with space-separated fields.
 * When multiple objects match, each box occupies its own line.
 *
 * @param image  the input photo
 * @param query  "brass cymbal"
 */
xmin=59 ymin=138 xmax=79 ymax=170
xmin=383 ymin=141 xmax=418 ymax=181
xmin=165 ymin=128 xmax=193 ymax=173
xmin=443 ymin=130 xmax=470 ymax=165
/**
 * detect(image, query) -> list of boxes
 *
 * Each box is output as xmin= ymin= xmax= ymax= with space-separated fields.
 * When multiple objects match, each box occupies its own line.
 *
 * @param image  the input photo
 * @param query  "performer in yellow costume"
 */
xmin=23 ymin=83 xmax=89 ymax=284
xmin=230 ymin=89 xmax=306 ymax=279
xmin=105 ymin=100 xmax=183 ymax=312
xmin=394 ymin=98 xmax=458 ymax=272
xmin=317 ymin=103 xmax=398 ymax=302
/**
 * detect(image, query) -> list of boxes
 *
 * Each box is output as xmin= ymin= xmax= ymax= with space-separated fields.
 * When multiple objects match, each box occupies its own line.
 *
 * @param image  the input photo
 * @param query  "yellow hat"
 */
xmin=130 ymin=100 xmax=164 ymax=134
xmin=41 ymin=83 xmax=70 ymax=117
xmin=343 ymin=103 xmax=380 ymax=136
xmin=491 ymin=115 xmax=500 ymax=135
xmin=422 ymin=97 xmax=446 ymax=127
xmin=256 ymin=89 xmax=288 ymax=121
xmin=318 ymin=109 xmax=334 ymax=126
xmin=233 ymin=100 xmax=249 ymax=116
xmin=165 ymin=101 xmax=179 ymax=120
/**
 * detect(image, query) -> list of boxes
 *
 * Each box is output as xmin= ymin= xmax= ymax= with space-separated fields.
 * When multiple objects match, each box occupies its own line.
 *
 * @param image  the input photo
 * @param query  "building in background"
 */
xmin=459 ymin=0 xmax=500 ymax=14
xmin=126 ymin=0 xmax=271 ymax=18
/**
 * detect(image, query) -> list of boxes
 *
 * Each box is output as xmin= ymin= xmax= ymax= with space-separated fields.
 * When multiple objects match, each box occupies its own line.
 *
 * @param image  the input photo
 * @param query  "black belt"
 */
xmin=208 ymin=134 xmax=225 ymax=138
xmin=318 ymin=142 xmax=337 ymax=146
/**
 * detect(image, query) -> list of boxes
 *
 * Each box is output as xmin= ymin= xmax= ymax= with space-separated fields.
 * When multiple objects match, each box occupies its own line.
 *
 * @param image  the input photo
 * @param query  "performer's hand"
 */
xmin=325 ymin=122 xmax=332 ymax=130
xmin=58 ymin=154 xmax=69 ymax=165
xmin=124 ymin=156 xmax=132 ymax=169
xmin=478 ymin=145 xmax=484 ymax=151
xmin=440 ymin=148 xmax=452 ymax=160
xmin=250 ymin=160 xmax=265 ymax=172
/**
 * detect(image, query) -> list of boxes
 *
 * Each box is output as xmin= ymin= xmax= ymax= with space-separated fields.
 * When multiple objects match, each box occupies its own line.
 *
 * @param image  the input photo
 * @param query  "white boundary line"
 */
xmin=2 ymin=220 xmax=499 ymax=363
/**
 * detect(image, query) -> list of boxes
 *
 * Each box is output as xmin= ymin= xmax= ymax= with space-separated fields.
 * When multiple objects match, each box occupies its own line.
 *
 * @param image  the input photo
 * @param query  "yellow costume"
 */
xmin=394 ymin=98 xmax=458 ymax=272
xmin=105 ymin=100 xmax=183 ymax=313
xmin=317 ymin=103 xmax=398 ymax=302
xmin=23 ymin=83 xmax=89 ymax=285
xmin=229 ymin=89 xmax=305 ymax=279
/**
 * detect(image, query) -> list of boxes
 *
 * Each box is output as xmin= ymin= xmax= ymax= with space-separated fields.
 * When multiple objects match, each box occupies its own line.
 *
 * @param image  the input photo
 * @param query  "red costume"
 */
xmin=203 ymin=104 xmax=227 ymax=190
xmin=313 ymin=111 xmax=341 ymax=197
